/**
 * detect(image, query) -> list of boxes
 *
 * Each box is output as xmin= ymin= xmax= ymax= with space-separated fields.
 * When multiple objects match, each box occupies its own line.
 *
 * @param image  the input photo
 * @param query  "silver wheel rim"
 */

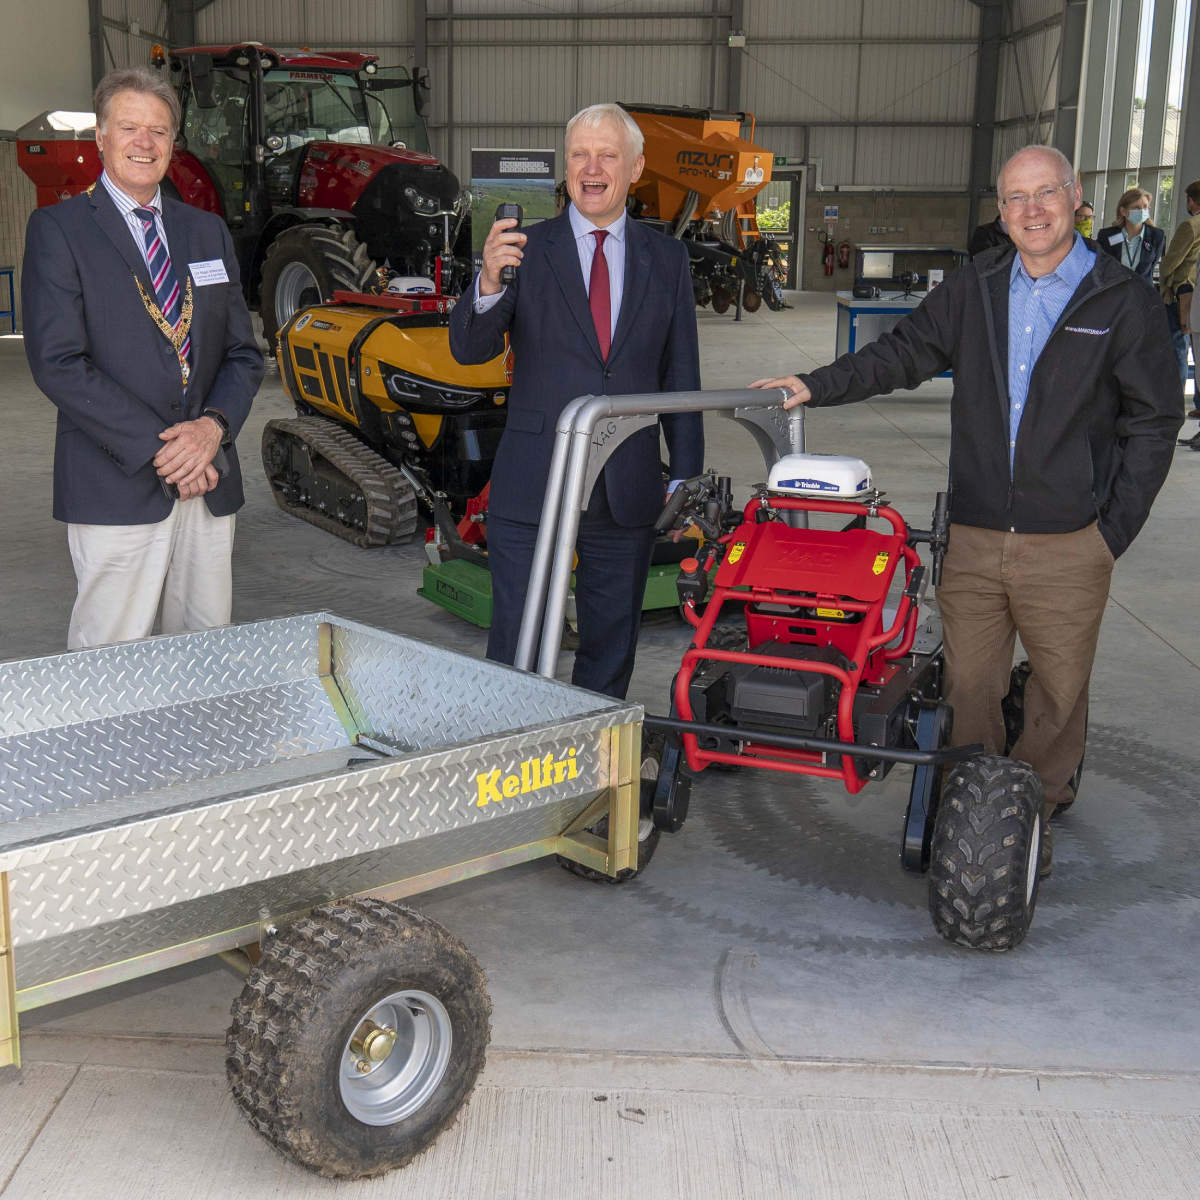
xmin=274 ymin=261 xmax=322 ymax=326
xmin=1025 ymin=816 xmax=1041 ymax=906
xmin=338 ymin=989 xmax=453 ymax=1126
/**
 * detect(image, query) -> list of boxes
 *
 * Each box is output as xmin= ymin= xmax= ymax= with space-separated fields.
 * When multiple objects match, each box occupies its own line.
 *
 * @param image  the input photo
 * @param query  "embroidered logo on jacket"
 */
xmin=1064 ymin=325 xmax=1110 ymax=335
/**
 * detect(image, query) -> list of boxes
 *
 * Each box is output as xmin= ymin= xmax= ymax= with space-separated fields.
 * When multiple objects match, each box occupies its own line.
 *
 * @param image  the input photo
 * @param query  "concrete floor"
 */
xmin=1 ymin=294 xmax=1199 ymax=1198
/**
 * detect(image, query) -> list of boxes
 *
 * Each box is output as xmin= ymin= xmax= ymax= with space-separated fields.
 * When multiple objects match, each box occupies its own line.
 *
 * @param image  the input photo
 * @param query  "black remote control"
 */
xmin=495 ymin=203 xmax=523 ymax=285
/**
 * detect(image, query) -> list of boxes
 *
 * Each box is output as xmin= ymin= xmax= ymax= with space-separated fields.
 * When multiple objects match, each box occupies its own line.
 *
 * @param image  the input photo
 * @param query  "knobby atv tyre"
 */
xmin=557 ymin=731 xmax=664 ymax=882
xmin=260 ymin=224 xmax=374 ymax=345
xmin=226 ymin=898 xmax=491 ymax=1179
xmin=928 ymin=755 xmax=1043 ymax=951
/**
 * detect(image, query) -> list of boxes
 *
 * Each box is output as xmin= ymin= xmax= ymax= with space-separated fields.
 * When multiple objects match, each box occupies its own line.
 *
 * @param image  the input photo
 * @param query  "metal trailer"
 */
xmin=0 ymin=612 xmax=643 ymax=1178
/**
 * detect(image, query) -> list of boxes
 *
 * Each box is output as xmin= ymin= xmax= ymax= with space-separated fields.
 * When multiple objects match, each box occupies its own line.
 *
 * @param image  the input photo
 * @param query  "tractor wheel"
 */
xmin=260 ymin=224 xmax=374 ymax=345
xmin=1002 ymin=659 xmax=1086 ymax=810
xmin=226 ymin=898 xmax=490 ymax=1179
xmin=928 ymin=755 xmax=1043 ymax=951
xmin=557 ymin=731 xmax=663 ymax=883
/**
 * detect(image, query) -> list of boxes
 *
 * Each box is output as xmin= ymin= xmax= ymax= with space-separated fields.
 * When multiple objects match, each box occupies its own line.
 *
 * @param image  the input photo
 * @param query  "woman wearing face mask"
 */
xmin=1096 ymin=188 xmax=1165 ymax=281
xmin=1074 ymin=201 xmax=1095 ymax=237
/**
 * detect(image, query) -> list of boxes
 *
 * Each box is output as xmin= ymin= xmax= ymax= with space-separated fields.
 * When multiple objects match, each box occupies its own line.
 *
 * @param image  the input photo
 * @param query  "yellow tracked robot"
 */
xmin=265 ymin=290 xmax=509 ymax=547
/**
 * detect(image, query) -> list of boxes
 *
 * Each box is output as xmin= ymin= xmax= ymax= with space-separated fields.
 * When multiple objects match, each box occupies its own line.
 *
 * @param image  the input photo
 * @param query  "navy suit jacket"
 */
xmin=22 ymin=184 xmax=264 ymax=524
xmin=1096 ymin=223 xmax=1166 ymax=282
xmin=448 ymin=209 xmax=703 ymax=527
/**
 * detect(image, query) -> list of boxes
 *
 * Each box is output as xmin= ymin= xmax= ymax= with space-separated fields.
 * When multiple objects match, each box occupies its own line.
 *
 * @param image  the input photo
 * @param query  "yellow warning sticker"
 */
xmin=816 ymin=607 xmax=845 ymax=619
xmin=727 ymin=542 xmax=746 ymax=565
xmin=872 ymin=552 xmax=889 ymax=575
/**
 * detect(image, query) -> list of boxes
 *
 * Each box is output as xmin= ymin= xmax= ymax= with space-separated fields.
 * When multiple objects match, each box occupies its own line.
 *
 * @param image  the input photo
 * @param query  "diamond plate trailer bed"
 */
xmin=0 ymin=613 xmax=641 ymax=1178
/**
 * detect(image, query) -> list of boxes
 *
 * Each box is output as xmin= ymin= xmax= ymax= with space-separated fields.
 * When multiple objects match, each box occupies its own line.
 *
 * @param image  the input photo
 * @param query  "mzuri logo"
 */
xmin=476 ymin=747 xmax=580 ymax=807
xmin=676 ymin=150 xmax=735 ymax=170
xmin=1064 ymin=325 xmax=1110 ymax=335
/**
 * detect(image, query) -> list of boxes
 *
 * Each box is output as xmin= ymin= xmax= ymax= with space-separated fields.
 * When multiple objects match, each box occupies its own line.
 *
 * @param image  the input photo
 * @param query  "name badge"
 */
xmin=189 ymin=259 xmax=229 ymax=285
xmin=1107 ymin=232 xmax=1125 ymax=247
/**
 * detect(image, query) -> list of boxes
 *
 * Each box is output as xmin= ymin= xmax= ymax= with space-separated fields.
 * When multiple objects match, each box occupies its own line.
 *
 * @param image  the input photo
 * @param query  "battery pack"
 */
xmin=726 ymin=641 xmax=845 ymax=733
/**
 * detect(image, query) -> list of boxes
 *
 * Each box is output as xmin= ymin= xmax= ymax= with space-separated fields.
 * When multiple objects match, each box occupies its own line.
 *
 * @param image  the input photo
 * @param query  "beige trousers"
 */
xmin=66 ymin=500 xmax=236 ymax=649
xmin=936 ymin=522 xmax=1114 ymax=813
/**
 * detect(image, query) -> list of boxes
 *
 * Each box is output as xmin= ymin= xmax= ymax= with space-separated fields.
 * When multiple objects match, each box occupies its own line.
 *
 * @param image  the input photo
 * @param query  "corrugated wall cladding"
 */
xmin=994 ymin=26 xmax=1062 ymax=125
xmin=435 ymin=0 xmax=719 ymax=13
xmin=747 ymin=0 xmax=978 ymax=41
xmin=853 ymin=127 xmax=973 ymax=187
xmin=741 ymin=45 xmax=863 ymax=122
xmin=1009 ymin=0 xmax=1065 ymax=26
xmin=856 ymin=44 xmax=977 ymax=122
xmin=197 ymin=0 xmax=417 ymax=48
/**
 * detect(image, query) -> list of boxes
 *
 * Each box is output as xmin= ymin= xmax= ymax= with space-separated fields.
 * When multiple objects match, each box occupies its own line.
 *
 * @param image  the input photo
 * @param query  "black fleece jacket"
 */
xmin=801 ymin=240 xmax=1183 ymax=558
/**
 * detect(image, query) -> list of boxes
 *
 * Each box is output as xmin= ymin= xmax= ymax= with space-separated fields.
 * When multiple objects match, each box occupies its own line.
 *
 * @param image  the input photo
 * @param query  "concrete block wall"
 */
xmin=0 ymin=142 xmax=38 ymax=331
xmin=798 ymin=192 xmax=973 ymax=294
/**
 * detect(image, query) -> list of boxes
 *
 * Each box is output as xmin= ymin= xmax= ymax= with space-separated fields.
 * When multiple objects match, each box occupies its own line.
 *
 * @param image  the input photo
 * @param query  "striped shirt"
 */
xmin=99 ymin=170 xmax=170 ymax=270
xmin=1007 ymin=233 xmax=1096 ymax=468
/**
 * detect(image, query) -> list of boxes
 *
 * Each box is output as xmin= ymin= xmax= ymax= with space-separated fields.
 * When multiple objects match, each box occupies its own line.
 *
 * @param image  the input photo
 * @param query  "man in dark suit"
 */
xmin=22 ymin=67 xmax=263 ymax=649
xmin=449 ymin=103 xmax=703 ymax=698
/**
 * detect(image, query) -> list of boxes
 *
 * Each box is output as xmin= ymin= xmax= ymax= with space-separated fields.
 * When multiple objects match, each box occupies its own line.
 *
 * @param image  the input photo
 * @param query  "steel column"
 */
xmin=967 ymin=1 xmax=1006 ymax=237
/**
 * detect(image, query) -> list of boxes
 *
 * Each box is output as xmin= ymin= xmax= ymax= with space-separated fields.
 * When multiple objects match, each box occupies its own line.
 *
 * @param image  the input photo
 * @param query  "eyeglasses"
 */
xmin=999 ymin=181 xmax=1075 ymax=210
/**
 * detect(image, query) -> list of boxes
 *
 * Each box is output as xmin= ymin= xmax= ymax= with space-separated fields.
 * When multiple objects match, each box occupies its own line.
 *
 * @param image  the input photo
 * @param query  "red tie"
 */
xmin=589 ymin=230 xmax=611 ymax=361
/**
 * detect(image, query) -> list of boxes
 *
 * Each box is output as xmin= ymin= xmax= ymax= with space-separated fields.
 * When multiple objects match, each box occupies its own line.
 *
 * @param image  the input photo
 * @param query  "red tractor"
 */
xmin=17 ymin=43 xmax=473 ymax=341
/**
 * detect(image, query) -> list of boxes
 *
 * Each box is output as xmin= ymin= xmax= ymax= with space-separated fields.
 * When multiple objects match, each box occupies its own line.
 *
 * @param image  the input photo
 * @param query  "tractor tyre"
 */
xmin=1002 ymin=659 xmax=1086 ymax=811
xmin=260 ymin=224 xmax=374 ymax=345
xmin=557 ymin=731 xmax=663 ymax=883
xmin=928 ymin=755 xmax=1043 ymax=951
xmin=226 ymin=898 xmax=490 ymax=1179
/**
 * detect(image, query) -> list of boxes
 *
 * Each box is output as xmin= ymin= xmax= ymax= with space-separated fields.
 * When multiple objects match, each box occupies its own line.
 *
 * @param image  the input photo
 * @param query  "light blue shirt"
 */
xmin=1007 ymin=233 xmax=1095 ymax=468
xmin=99 ymin=170 xmax=169 ymax=269
xmin=472 ymin=204 xmax=625 ymax=341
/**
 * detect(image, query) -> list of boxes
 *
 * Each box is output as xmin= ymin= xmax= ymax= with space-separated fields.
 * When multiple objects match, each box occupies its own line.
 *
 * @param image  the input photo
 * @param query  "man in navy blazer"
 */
xmin=450 ymin=103 xmax=703 ymax=698
xmin=23 ymin=67 xmax=263 ymax=649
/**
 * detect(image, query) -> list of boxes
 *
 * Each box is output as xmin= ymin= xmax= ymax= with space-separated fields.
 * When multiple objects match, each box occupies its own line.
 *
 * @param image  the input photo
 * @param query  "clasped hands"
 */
xmin=154 ymin=415 xmax=224 ymax=500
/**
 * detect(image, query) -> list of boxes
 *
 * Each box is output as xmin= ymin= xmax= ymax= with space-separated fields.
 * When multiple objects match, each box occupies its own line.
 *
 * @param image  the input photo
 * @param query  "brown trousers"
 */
xmin=936 ymin=522 xmax=1114 ymax=813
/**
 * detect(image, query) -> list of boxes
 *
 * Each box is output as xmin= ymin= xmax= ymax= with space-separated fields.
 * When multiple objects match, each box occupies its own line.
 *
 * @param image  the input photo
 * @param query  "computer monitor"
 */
xmin=860 ymin=251 xmax=895 ymax=281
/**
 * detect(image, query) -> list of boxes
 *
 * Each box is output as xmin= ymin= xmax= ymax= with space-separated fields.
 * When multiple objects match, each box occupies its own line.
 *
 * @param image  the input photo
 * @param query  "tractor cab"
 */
xmin=157 ymin=44 xmax=469 ymax=336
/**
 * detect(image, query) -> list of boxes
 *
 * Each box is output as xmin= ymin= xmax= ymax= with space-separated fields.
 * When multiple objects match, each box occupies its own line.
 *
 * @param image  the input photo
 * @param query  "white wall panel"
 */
xmin=1011 ymin=0 xmax=1065 ymax=26
xmin=453 ymin=47 xmax=576 ymax=124
xmin=863 ymin=0 xmax=979 ymax=40
xmin=807 ymin=127 xmax=857 ymax=184
xmin=196 ymin=0 xmax=416 ymax=49
xmin=854 ymin=127 xmax=973 ymax=186
xmin=857 ymin=44 xmax=976 ymax=122
xmin=995 ymin=26 xmax=1062 ymax=124
xmin=748 ymin=0 xmax=864 ymax=41
xmin=740 ymin=45 xmax=861 ymax=123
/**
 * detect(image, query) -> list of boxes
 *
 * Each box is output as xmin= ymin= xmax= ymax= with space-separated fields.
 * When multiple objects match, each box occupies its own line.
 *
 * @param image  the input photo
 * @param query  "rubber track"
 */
xmin=263 ymin=416 xmax=418 ymax=546
xmin=928 ymin=755 xmax=1042 ymax=951
xmin=226 ymin=898 xmax=491 ymax=1179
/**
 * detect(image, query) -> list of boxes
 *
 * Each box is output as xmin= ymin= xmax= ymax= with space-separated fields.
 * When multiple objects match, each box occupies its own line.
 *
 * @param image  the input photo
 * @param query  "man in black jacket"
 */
xmin=752 ymin=145 xmax=1181 ymax=873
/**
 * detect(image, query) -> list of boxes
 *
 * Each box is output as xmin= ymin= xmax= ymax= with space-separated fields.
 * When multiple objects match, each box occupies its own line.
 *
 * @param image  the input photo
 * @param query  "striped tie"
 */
xmin=133 ymin=206 xmax=191 ymax=369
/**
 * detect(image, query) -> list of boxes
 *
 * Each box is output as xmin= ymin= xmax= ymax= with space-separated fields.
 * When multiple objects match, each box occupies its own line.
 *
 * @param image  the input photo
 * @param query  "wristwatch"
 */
xmin=202 ymin=408 xmax=232 ymax=446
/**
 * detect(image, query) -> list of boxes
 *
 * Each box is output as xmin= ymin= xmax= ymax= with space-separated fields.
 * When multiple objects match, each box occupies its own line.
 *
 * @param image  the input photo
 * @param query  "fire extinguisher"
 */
xmin=837 ymin=240 xmax=851 ymax=269
xmin=823 ymin=238 xmax=835 ymax=276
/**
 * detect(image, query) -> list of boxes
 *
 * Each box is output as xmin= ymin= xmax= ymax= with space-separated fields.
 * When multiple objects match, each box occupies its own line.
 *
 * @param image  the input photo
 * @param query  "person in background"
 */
xmin=1073 ymin=200 xmax=1094 ymax=237
xmin=967 ymin=211 xmax=1011 ymax=258
xmin=749 ymin=146 xmax=1182 ymax=877
xmin=1158 ymin=179 xmax=1200 ymax=411
xmin=1096 ymin=188 xmax=1165 ymax=283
